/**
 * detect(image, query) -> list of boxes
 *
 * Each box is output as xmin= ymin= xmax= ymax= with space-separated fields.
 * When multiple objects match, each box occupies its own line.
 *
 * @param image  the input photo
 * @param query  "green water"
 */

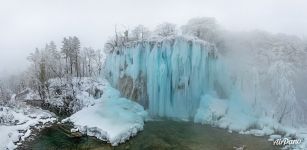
xmin=22 ymin=121 xmax=279 ymax=150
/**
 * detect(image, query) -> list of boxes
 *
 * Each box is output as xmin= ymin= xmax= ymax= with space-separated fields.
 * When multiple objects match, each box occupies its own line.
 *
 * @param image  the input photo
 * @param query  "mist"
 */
xmin=1 ymin=0 xmax=307 ymax=77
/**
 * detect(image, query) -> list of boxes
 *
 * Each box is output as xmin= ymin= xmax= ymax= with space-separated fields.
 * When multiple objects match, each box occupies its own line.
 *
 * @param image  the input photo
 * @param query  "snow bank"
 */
xmin=0 ymin=106 xmax=56 ymax=150
xmin=63 ymin=85 xmax=148 ymax=146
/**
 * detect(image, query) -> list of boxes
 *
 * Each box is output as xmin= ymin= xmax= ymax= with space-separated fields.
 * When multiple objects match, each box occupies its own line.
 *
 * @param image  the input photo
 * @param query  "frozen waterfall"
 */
xmin=105 ymin=36 xmax=236 ymax=120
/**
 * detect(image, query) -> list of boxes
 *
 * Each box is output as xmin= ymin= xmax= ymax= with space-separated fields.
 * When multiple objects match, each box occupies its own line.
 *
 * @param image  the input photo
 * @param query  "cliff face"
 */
xmin=105 ymin=36 xmax=234 ymax=120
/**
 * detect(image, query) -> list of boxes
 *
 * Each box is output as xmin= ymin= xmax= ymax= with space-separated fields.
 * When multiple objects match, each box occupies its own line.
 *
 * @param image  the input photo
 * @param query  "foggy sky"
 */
xmin=0 ymin=0 xmax=307 ymax=77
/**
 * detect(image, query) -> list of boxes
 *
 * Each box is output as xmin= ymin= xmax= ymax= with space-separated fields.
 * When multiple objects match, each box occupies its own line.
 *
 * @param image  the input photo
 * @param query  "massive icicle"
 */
xmin=105 ymin=36 xmax=235 ymax=120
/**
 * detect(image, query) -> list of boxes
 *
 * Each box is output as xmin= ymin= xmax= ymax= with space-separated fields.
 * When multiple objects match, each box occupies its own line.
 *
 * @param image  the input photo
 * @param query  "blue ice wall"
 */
xmin=105 ymin=36 xmax=234 ymax=120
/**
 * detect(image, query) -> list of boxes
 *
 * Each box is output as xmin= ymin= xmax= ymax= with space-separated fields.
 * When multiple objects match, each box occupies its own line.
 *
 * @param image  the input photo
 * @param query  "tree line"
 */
xmin=1 ymin=36 xmax=104 ymax=101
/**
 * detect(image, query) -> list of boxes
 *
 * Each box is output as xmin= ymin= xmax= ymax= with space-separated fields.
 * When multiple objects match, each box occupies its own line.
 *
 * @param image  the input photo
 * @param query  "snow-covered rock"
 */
xmin=63 ymin=85 xmax=148 ymax=146
xmin=269 ymin=134 xmax=282 ymax=140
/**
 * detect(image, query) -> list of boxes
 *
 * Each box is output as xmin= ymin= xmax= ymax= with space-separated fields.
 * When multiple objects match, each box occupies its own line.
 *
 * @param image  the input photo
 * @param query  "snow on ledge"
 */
xmin=63 ymin=94 xmax=148 ymax=146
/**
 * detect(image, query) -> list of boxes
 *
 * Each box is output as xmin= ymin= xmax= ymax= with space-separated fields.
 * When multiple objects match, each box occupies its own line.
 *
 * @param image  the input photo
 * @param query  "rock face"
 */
xmin=105 ymin=36 xmax=234 ymax=120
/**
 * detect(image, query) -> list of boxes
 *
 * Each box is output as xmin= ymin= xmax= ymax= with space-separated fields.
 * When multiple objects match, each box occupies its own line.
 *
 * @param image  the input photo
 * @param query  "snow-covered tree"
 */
xmin=131 ymin=25 xmax=150 ymax=41
xmin=154 ymin=22 xmax=177 ymax=37
xmin=268 ymin=61 xmax=297 ymax=124
xmin=0 ymin=81 xmax=12 ymax=105
xmin=45 ymin=41 xmax=63 ymax=79
xmin=81 ymin=47 xmax=95 ymax=77
xmin=104 ymin=26 xmax=132 ymax=54
xmin=61 ymin=36 xmax=81 ymax=76
xmin=182 ymin=17 xmax=220 ymax=43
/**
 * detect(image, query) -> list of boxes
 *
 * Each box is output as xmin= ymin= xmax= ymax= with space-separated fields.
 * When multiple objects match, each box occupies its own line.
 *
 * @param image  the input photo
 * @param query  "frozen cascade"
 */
xmin=105 ymin=36 xmax=238 ymax=120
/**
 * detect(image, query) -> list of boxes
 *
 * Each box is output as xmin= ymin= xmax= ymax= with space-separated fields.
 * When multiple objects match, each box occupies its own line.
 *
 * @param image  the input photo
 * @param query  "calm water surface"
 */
xmin=22 ymin=120 xmax=280 ymax=150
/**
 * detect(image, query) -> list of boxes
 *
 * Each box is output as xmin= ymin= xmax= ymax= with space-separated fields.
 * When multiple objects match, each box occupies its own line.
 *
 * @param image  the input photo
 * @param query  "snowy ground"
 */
xmin=0 ymin=105 xmax=56 ymax=150
xmin=63 ymin=79 xmax=148 ymax=146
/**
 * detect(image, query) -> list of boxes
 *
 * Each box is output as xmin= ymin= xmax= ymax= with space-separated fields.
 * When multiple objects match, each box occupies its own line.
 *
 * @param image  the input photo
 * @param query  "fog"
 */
xmin=0 ymin=0 xmax=307 ymax=77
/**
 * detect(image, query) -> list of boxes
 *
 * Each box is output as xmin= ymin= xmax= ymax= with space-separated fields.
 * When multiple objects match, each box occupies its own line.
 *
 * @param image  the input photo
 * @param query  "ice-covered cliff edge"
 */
xmin=105 ymin=36 xmax=240 ymax=120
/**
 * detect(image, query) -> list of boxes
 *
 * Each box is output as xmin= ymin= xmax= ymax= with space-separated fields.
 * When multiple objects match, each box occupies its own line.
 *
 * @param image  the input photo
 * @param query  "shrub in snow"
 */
xmin=0 ymin=107 xmax=15 ymax=125
xmin=44 ymin=77 xmax=105 ymax=115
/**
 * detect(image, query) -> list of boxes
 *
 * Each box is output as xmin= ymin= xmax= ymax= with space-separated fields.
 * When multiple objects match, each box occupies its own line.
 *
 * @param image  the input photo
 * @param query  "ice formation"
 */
xmin=104 ymin=36 xmax=307 ymax=149
xmin=105 ymin=36 xmax=243 ymax=120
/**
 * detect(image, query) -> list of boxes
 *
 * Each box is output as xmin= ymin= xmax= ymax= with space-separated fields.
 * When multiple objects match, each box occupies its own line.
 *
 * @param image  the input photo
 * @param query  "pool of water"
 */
xmin=21 ymin=120 xmax=280 ymax=150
